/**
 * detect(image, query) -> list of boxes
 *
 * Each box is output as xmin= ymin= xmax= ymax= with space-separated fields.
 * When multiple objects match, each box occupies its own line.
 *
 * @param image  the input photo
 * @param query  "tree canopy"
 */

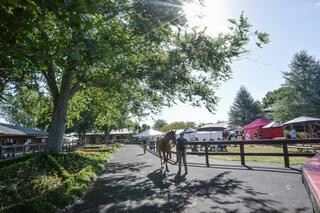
xmin=228 ymin=86 xmax=262 ymax=126
xmin=160 ymin=121 xmax=196 ymax=132
xmin=1 ymin=0 xmax=268 ymax=152
xmin=261 ymin=51 xmax=320 ymax=121
xmin=153 ymin=119 xmax=168 ymax=130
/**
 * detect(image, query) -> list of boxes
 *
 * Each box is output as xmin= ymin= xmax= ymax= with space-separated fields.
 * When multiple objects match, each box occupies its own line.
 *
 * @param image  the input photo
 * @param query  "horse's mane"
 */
xmin=160 ymin=130 xmax=175 ymax=143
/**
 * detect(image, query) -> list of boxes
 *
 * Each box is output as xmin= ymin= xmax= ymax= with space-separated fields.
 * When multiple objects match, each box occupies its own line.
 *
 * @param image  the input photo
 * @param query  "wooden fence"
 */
xmin=0 ymin=141 xmax=83 ymax=159
xmin=145 ymin=138 xmax=320 ymax=168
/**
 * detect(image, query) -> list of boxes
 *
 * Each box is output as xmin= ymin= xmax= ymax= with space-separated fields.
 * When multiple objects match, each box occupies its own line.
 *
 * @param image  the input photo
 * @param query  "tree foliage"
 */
xmin=141 ymin=123 xmax=150 ymax=131
xmin=153 ymin=119 xmax=168 ymax=130
xmin=66 ymin=87 xmax=154 ymax=138
xmin=160 ymin=121 xmax=196 ymax=132
xmin=228 ymin=86 xmax=262 ymax=126
xmin=0 ymin=87 xmax=52 ymax=129
xmin=262 ymin=51 xmax=320 ymax=121
xmin=0 ymin=0 xmax=268 ymax=152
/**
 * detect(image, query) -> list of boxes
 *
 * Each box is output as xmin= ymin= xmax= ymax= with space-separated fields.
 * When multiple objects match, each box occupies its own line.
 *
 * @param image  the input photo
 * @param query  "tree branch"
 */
xmin=42 ymin=69 xmax=59 ymax=99
xmin=69 ymin=82 xmax=82 ymax=98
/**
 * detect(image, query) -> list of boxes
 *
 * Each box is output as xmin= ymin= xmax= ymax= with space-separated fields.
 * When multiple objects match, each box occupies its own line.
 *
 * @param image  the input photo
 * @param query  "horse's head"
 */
xmin=166 ymin=130 xmax=176 ymax=142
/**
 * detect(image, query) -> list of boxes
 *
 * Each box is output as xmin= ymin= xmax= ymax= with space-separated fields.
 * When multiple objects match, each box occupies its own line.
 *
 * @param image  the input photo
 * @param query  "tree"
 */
xmin=65 ymin=91 xmax=97 ymax=141
xmin=0 ymin=87 xmax=52 ymax=130
xmin=1 ymin=0 xmax=269 ymax=152
xmin=67 ymin=87 xmax=152 ymax=142
xmin=283 ymin=51 xmax=320 ymax=117
xmin=228 ymin=86 xmax=262 ymax=126
xmin=264 ymin=51 xmax=320 ymax=121
xmin=160 ymin=121 xmax=196 ymax=132
xmin=153 ymin=119 xmax=168 ymax=130
xmin=261 ymin=90 xmax=279 ymax=110
xmin=141 ymin=124 xmax=150 ymax=131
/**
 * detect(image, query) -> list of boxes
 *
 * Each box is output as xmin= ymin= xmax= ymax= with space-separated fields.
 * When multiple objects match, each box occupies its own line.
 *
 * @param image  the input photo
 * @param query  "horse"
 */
xmin=158 ymin=130 xmax=176 ymax=172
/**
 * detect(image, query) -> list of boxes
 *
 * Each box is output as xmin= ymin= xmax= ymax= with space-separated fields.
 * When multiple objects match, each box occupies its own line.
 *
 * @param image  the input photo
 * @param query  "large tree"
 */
xmin=1 ymin=0 xmax=268 ymax=152
xmin=262 ymin=51 xmax=320 ymax=121
xmin=228 ymin=86 xmax=262 ymax=126
xmin=282 ymin=51 xmax=320 ymax=117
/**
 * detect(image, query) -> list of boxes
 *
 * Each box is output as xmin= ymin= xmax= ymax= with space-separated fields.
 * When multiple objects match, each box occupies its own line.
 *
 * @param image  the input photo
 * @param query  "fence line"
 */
xmin=0 ymin=141 xmax=83 ymax=159
xmin=143 ymin=138 xmax=320 ymax=168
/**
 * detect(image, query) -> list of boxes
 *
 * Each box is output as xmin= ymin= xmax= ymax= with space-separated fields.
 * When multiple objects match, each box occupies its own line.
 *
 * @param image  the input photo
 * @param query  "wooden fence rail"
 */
xmin=144 ymin=138 xmax=320 ymax=168
xmin=0 ymin=141 xmax=83 ymax=159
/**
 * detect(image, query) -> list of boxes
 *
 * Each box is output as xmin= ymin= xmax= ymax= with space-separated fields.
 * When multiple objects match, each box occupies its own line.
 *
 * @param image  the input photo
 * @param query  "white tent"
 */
xmin=283 ymin=116 xmax=320 ymax=125
xmin=263 ymin=121 xmax=283 ymax=128
xmin=197 ymin=123 xmax=227 ymax=132
xmin=184 ymin=128 xmax=197 ymax=133
xmin=133 ymin=129 xmax=164 ymax=138
xmin=175 ymin=128 xmax=197 ymax=135
xmin=283 ymin=116 xmax=320 ymax=138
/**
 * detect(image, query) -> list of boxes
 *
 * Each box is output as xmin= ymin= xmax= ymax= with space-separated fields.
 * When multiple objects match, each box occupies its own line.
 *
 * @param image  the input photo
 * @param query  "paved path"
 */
xmin=70 ymin=145 xmax=312 ymax=213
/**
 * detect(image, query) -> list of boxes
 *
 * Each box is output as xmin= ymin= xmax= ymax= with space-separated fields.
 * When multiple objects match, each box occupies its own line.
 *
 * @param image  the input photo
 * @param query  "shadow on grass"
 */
xmin=70 ymin=161 xmax=308 ymax=213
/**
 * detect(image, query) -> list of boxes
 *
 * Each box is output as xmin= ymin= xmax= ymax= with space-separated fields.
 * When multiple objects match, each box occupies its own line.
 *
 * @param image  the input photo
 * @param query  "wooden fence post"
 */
xmin=205 ymin=143 xmax=209 ymax=167
xmin=13 ymin=147 xmax=16 ymax=158
xmin=283 ymin=142 xmax=290 ymax=167
xmin=240 ymin=143 xmax=245 ymax=166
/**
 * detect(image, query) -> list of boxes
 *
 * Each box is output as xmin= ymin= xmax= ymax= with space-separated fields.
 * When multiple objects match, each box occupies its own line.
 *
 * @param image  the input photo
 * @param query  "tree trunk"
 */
xmin=47 ymin=93 xmax=70 ymax=153
xmin=104 ymin=130 xmax=110 ymax=144
xmin=77 ymin=131 xmax=86 ymax=145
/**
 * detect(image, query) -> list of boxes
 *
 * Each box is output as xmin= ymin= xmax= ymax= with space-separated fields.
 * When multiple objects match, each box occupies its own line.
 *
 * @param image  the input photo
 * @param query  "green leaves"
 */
xmin=228 ymin=86 xmax=262 ymax=126
xmin=1 ymin=0 xmax=269 ymax=151
xmin=0 ymin=87 xmax=52 ymax=130
xmin=266 ymin=51 xmax=320 ymax=121
xmin=160 ymin=121 xmax=197 ymax=132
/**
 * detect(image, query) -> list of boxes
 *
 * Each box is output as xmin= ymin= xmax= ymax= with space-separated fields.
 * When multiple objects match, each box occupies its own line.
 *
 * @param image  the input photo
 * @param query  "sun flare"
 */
xmin=183 ymin=0 xmax=228 ymax=35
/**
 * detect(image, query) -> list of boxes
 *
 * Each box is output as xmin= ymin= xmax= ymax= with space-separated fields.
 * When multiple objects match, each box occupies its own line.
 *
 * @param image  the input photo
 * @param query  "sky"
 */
xmin=142 ymin=0 xmax=320 ymax=126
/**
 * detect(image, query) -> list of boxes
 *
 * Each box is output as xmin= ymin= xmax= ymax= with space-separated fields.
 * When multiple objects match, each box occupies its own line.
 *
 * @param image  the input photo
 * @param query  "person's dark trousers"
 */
xmin=177 ymin=149 xmax=188 ymax=174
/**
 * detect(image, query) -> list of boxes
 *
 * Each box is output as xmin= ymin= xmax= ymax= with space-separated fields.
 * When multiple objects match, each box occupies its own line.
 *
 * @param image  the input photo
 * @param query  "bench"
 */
xmin=288 ymin=145 xmax=320 ymax=152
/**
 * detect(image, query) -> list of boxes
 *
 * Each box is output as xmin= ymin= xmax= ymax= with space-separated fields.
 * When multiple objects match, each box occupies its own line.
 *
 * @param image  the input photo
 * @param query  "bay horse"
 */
xmin=158 ymin=130 xmax=176 ymax=172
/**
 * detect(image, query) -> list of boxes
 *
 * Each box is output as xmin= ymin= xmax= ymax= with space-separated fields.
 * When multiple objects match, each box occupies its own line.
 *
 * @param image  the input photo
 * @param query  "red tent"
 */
xmin=243 ymin=118 xmax=271 ymax=140
xmin=262 ymin=121 xmax=284 ymax=139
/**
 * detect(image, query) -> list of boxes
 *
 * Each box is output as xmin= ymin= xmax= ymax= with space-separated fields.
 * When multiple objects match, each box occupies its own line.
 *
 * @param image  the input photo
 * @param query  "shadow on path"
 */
xmin=70 ymin=161 xmax=307 ymax=213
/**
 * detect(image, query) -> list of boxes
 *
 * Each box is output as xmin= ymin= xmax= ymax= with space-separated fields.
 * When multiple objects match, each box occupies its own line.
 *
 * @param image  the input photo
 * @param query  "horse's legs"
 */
xmin=165 ymin=152 xmax=169 ymax=172
xmin=159 ymin=150 xmax=164 ymax=169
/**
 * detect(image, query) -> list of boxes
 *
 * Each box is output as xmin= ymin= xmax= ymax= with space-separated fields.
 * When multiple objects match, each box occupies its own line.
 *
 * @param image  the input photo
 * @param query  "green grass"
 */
xmin=83 ymin=144 xmax=107 ymax=148
xmin=0 ymin=144 xmax=122 ymax=212
xmin=209 ymin=145 xmax=311 ymax=165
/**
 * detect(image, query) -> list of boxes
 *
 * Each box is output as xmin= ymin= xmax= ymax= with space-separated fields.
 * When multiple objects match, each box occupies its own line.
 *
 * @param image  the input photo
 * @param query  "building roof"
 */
xmin=0 ymin=123 xmax=48 ymax=137
xmin=283 ymin=116 xmax=320 ymax=125
xmin=197 ymin=123 xmax=227 ymax=132
xmin=133 ymin=129 xmax=164 ymax=138
xmin=243 ymin=118 xmax=271 ymax=129
xmin=262 ymin=121 xmax=283 ymax=129
xmin=109 ymin=128 xmax=133 ymax=135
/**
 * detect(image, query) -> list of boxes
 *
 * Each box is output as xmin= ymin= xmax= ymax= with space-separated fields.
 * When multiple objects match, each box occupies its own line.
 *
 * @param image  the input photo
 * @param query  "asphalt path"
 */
xmin=69 ymin=144 xmax=312 ymax=213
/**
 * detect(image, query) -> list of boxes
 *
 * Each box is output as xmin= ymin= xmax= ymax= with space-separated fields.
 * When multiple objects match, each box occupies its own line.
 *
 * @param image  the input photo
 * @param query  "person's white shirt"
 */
xmin=246 ymin=132 xmax=251 ymax=140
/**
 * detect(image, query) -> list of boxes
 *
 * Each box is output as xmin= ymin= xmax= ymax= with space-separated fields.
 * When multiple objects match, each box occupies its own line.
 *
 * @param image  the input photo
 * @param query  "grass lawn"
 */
xmin=0 ymin=143 xmax=122 ymax=213
xmin=209 ymin=145 xmax=312 ymax=165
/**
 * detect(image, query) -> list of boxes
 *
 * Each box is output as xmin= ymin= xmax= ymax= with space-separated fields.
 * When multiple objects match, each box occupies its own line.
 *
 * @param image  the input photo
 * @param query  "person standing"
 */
xmin=291 ymin=128 xmax=297 ymax=139
xmin=245 ymin=131 xmax=251 ymax=140
xmin=142 ymin=138 xmax=148 ymax=154
xmin=258 ymin=131 xmax=263 ymax=140
xmin=176 ymin=132 xmax=188 ymax=175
